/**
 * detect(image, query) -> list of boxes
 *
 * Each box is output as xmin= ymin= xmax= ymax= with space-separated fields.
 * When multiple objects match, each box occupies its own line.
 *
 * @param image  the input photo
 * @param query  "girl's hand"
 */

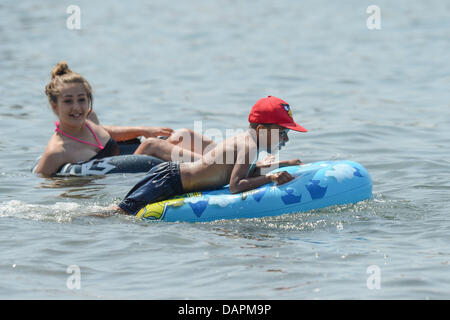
xmin=141 ymin=127 xmax=174 ymax=138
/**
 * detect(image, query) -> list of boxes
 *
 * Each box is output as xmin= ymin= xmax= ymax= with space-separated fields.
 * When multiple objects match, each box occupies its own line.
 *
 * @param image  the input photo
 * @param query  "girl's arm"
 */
xmin=34 ymin=151 xmax=66 ymax=176
xmin=101 ymin=125 xmax=174 ymax=142
xmin=88 ymin=110 xmax=173 ymax=141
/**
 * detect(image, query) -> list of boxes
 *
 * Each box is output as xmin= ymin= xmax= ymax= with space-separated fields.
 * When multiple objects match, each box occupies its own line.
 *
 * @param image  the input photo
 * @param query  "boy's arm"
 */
xmin=229 ymin=162 xmax=271 ymax=194
xmin=251 ymin=155 xmax=302 ymax=177
xmin=256 ymin=154 xmax=302 ymax=168
xmin=229 ymin=162 xmax=294 ymax=194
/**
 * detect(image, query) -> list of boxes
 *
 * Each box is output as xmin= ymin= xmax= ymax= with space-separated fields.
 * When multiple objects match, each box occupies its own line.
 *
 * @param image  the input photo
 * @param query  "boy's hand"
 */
xmin=265 ymin=171 xmax=294 ymax=185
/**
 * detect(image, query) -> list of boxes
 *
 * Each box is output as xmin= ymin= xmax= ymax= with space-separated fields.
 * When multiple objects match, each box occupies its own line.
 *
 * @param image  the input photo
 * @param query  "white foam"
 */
xmin=0 ymin=200 xmax=108 ymax=223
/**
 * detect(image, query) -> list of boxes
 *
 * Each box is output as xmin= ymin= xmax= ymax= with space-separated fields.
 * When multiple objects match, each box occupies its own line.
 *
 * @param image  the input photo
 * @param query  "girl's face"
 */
xmin=52 ymin=83 xmax=91 ymax=126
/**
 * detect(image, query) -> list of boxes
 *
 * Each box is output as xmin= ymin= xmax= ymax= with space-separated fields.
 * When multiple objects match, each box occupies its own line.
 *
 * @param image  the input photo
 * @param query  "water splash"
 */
xmin=0 ymin=200 xmax=120 ymax=223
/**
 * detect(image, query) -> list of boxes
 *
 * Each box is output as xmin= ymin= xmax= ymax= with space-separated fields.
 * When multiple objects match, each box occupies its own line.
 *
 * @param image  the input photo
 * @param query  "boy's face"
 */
xmin=257 ymin=124 xmax=290 ymax=153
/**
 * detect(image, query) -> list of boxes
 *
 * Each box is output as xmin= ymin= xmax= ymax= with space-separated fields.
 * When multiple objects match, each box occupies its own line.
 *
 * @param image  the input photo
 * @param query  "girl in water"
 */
xmin=34 ymin=61 xmax=215 ymax=176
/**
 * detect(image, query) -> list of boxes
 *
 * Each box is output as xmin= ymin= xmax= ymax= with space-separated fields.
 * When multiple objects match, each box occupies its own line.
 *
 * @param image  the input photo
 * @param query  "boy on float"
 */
xmin=115 ymin=96 xmax=308 ymax=215
xmin=35 ymin=61 xmax=215 ymax=176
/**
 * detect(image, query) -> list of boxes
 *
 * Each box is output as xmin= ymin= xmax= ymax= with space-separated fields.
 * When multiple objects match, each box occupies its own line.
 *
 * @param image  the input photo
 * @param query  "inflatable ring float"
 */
xmin=32 ymin=139 xmax=163 ymax=176
xmin=136 ymin=160 xmax=373 ymax=222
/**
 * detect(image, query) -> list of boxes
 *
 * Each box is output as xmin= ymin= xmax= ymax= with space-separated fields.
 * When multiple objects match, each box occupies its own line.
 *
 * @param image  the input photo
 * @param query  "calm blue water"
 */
xmin=0 ymin=0 xmax=449 ymax=299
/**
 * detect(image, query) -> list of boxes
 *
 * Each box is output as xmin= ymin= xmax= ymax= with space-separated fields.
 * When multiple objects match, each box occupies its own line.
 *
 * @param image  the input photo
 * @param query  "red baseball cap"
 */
xmin=248 ymin=96 xmax=308 ymax=132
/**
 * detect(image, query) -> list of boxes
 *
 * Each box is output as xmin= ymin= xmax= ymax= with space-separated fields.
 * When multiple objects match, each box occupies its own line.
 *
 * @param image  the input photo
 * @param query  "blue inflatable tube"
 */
xmin=136 ymin=160 xmax=373 ymax=222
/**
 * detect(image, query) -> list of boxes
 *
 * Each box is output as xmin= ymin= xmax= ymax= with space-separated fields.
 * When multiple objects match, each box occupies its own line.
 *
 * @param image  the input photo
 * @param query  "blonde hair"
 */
xmin=45 ymin=61 xmax=93 ymax=109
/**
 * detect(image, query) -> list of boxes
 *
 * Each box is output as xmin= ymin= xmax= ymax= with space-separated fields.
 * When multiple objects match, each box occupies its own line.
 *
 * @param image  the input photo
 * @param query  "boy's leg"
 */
xmin=134 ymin=137 xmax=202 ymax=162
xmin=167 ymin=128 xmax=216 ymax=154
xmin=117 ymin=162 xmax=183 ymax=215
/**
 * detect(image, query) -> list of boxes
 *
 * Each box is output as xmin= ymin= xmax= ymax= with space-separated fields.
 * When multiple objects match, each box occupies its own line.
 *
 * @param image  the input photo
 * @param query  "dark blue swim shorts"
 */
xmin=118 ymin=162 xmax=183 ymax=215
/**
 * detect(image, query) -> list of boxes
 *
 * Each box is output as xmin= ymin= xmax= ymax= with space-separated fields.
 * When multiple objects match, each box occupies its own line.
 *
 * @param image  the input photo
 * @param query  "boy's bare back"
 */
xmin=113 ymin=96 xmax=308 ymax=215
xmin=180 ymin=130 xmax=257 ymax=193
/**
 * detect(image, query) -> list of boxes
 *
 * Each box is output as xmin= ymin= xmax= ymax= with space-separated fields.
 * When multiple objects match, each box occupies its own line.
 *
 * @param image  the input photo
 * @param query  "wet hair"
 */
xmin=45 ymin=61 xmax=93 ymax=109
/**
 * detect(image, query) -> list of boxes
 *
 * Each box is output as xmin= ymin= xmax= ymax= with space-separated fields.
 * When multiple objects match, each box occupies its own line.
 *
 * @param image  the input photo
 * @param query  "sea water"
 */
xmin=0 ymin=0 xmax=449 ymax=299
